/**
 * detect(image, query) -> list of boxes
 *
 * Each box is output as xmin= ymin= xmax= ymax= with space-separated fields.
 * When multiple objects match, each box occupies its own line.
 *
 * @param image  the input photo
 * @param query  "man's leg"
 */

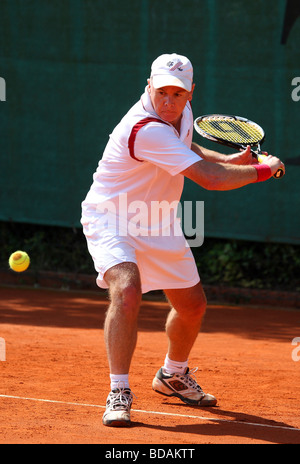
xmin=152 ymin=282 xmax=217 ymax=406
xmin=102 ymin=262 xmax=142 ymax=426
xmin=104 ymin=261 xmax=142 ymax=375
xmin=164 ymin=281 xmax=207 ymax=363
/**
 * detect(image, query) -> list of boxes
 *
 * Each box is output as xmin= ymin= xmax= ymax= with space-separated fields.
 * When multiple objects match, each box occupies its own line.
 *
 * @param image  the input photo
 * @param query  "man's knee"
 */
xmin=105 ymin=263 xmax=142 ymax=318
xmin=112 ymin=281 xmax=142 ymax=309
xmin=165 ymin=283 xmax=207 ymax=322
xmin=185 ymin=296 xmax=207 ymax=321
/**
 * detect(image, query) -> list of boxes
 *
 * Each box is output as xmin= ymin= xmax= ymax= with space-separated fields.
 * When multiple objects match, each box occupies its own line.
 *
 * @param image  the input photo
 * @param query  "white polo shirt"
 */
xmin=81 ymin=88 xmax=202 ymax=293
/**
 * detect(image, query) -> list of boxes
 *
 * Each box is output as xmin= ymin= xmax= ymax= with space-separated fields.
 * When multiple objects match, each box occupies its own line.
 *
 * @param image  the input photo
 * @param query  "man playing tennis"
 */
xmin=81 ymin=53 xmax=284 ymax=427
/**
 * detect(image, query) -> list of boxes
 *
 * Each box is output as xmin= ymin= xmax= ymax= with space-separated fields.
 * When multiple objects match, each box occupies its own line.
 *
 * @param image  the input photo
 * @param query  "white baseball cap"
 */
xmin=150 ymin=53 xmax=193 ymax=92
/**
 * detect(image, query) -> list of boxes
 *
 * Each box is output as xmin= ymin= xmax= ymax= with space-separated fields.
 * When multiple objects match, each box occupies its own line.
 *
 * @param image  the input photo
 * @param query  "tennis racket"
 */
xmin=194 ymin=114 xmax=284 ymax=179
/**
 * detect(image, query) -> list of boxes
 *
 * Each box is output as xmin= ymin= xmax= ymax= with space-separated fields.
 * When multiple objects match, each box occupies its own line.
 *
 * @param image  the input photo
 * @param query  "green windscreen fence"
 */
xmin=0 ymin=0 xmax=299 ymax=243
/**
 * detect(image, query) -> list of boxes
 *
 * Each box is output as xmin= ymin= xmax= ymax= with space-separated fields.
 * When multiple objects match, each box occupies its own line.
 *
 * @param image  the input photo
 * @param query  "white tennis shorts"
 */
xmin=81 ymin=210 xmax=200 ymax=294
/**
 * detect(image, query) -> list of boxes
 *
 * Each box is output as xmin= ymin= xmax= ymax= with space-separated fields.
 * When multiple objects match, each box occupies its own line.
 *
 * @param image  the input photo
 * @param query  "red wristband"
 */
xmin=254 ymin=164 xmax=272 ymax=182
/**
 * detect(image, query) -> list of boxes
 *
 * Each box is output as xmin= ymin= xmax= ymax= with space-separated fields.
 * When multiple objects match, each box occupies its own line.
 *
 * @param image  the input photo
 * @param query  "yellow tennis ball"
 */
xmin=8 ymin=251 xmax=30 ymax=273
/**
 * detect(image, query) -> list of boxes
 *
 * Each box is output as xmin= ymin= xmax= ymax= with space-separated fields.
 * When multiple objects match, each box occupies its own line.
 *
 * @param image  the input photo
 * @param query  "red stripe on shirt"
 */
xmin=128 ymin=117 xmax=168 ymax=162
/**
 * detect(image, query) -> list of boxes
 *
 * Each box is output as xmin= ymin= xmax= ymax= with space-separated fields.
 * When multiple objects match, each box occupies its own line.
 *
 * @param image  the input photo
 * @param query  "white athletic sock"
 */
xmin=163 ymin=354 xmax=188 ymax=375
xmin=110 ymin=374 xmax=130 ymax=391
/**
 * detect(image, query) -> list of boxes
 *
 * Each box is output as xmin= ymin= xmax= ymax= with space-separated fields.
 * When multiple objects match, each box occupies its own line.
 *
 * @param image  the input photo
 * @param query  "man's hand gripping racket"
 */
xmin=194 ymin=114 xmax=285 ymax=179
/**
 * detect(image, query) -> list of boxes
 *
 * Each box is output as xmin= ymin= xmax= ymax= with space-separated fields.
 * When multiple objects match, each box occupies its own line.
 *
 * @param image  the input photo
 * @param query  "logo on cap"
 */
xmin=167 ymin=60 xmax=184 ymax=72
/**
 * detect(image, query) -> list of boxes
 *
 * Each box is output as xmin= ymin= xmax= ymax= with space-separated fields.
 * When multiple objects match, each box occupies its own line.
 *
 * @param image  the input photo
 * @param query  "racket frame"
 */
xmin=194 ymin=114 xmax=284 ymax=178
xmin=194 ymin=114 xmax=265 ymax=158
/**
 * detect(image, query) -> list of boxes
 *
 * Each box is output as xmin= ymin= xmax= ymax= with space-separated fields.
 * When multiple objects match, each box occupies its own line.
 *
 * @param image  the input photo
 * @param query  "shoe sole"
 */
xmin=103 ymin=418 xmax=131 ymax=427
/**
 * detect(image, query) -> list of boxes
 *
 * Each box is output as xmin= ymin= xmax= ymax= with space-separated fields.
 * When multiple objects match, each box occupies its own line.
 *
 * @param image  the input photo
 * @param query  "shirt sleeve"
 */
xmin=134 ymin=121 xmax=201 ymax=176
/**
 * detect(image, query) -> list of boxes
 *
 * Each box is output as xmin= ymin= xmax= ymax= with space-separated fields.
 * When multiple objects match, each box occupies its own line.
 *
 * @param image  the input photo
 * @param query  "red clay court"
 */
xmin=0 ymin=285 xmax=300 ymax=444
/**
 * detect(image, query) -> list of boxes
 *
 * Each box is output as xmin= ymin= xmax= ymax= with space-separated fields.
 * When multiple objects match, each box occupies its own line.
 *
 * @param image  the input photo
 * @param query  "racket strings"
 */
xmin=196 ymin=118 xmax=264 ymax=145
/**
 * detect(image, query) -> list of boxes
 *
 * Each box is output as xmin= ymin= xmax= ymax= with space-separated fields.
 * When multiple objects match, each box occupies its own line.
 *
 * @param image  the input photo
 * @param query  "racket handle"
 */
xmin=257 ymin=154 xmax=284 ymax=179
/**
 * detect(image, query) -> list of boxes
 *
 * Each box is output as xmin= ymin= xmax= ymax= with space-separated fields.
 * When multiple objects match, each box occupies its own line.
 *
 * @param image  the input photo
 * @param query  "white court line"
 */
xmin=0 ymin=394 xmax=300 ymax=433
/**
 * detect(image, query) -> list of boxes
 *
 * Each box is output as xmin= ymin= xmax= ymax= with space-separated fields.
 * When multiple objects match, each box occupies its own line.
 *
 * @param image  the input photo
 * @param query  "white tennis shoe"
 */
xmin=102 ymin=386 xmax=133 ymax=427
xmin=152 ymin=367 xmax=217 ymax=406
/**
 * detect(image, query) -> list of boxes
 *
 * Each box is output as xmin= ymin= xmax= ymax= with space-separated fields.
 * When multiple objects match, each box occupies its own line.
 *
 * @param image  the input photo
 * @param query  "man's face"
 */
xmin=148 ymin=79 xmax=195 ymax=128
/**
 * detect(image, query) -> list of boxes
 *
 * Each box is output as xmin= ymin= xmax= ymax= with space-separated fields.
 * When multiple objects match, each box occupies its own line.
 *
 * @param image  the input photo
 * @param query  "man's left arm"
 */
xmin=191 ymin=142 xmax=255 ymax=165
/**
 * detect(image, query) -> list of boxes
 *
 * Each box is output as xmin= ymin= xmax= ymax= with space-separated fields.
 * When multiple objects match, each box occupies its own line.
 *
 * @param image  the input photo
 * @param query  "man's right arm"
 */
xmin=181 ymin=153 xmax=284 ymax=191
